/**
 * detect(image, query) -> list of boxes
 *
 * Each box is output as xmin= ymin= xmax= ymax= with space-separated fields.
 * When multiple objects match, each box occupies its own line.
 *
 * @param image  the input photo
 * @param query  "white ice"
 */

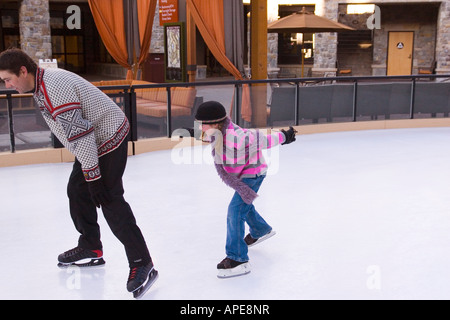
xmin=2 ymin=127 xmax=450 ymax=300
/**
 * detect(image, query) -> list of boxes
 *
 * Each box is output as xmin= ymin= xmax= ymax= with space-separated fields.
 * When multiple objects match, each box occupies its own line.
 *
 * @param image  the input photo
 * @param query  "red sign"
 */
xmin=159 ymin=0 xmax=178 ymax=25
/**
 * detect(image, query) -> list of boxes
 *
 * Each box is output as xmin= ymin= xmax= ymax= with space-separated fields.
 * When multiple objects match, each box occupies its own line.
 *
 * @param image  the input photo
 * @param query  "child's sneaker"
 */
xmin=244 ymin=230 xmax=276 ymax=247
xmin=217 ymin=257 xmax=251 ymax=278
xmin=57 ymin=246 xmax=105 ymax=268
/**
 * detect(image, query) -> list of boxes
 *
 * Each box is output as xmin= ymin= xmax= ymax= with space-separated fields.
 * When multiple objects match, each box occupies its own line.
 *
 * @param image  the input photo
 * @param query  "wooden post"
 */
xmin=250 ymin=0 xmax=267 ymax=127
xmin=186 ymin=4 xmax=197 ymax=82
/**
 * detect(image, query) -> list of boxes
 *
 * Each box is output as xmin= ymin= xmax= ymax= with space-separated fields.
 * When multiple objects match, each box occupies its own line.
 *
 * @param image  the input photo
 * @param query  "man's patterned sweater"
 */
xmin=33 ymin=67 xmax=130 ymax=182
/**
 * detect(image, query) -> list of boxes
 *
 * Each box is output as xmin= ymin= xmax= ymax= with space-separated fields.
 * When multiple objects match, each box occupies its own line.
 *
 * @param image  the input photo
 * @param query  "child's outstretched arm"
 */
xmin=253 ymin=126 xmax=297 ymax=150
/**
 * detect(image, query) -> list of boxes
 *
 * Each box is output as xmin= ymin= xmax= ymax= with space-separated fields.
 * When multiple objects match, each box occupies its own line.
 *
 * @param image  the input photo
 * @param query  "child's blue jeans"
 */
xmin=226 ymin=175 xmax=272 ymax=262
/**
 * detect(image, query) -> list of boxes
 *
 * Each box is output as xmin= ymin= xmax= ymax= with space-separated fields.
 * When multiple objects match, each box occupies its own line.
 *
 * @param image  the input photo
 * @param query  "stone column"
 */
xmin=312 ymin=0 xmax=338 ymax=77
xmin=19 ymin=0 xmax=52 ymax=62
xmin=267 ymin=0 xmax=279 ymax=77
xmin=436 ymin=1 xmax=450 ymax=75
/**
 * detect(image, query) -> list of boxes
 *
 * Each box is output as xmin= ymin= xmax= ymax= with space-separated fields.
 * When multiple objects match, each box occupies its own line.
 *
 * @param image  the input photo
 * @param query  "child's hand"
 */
xmin=281 ymin=126 xmax=297 ymax=145
xmin=179 ymin=127 xmax=203 ymax=140
xmin=180 ymin=127 xmax=195 ymax=137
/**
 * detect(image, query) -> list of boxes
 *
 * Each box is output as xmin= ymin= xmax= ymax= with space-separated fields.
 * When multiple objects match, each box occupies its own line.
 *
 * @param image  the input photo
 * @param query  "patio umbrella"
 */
xmin=268 ymin=7 xmax=355 ymax=77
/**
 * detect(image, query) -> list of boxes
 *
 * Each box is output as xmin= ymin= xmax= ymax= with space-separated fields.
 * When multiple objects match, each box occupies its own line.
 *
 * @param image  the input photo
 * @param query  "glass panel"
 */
xmin=268 ymin=83 xmax=296 ymax=127
xmin=66 ymin=36 xmax=83 ymax=54
xmin=133 ymin=83 xmax=229 ymax=139
xmin=52 ymin=36 xmax=65 ymax=54
xmin=414 ymin=82 xmax=450 ymax=119
xmin=52 ymin=54 xmax=65 ymax=69
xmin=1 ymin=13 xmax=18 ymax=28
xmin=50 ymin=17 xmax=64 ymax=29
xmin=65 ymin=54 xmax=84 ymax=73
xmin=0 ymin=96 xmax=52 ymax=152
xmin=0 ymin=98 xmax=11 ymax=152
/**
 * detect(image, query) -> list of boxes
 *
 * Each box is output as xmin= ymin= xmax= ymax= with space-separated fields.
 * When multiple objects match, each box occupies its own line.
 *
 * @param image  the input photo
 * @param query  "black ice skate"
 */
xmin=217 ymin=257 xmax=251 ymax=279
xmin=244 ymin=230 xmax=276 ymax=247
xmin=127 ymin=262 xmax=159 ymax=299
xmin=57 ymin=247 xmax=105 ymax=268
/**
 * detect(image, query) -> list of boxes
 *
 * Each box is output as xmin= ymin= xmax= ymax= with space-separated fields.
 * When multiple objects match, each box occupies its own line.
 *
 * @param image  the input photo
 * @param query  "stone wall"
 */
xmin=436 ymin=1 xmax=450 ymax=74
xmin=336 ymin=0 xmax=447 ymax=76
xmin=370 ymin=3 xmax=439 ymax=75
xmin=19 ymin=0 xmax=52 ymax=62
xmin=312 ymin=0 xmax=339 ymax=76
xmin=150 ymin=1 xmax=165 ymax=54
xmin=337 ymin=6 xmax=373 ymax=76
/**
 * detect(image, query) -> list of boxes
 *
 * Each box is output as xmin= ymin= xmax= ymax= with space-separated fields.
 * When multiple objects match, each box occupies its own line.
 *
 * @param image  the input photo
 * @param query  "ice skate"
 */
xmin=244 ymin=230 xmax=276 ymax=247
xmin=217 ymin=257 xmax=251 ymax=279
xmin=57 ymin=247 xmax=105 ymax=268
xmin=127 ymin=262 xmax=159 ymax=299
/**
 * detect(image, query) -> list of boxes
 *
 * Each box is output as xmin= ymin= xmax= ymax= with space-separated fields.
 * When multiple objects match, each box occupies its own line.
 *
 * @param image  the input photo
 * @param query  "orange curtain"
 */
xmin=137 ymin=0 xmax=157 ymax=68
xmin=88 ymin=0 xmax=128 ymax=68
xmin=186 ymin=0 xmax=252 ymax=122
xmin=88 ymin=0 xmax=157 ymax=80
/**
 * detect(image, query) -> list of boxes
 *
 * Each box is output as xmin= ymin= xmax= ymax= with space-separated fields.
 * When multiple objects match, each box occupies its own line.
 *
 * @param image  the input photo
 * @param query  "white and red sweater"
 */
xmin=33 ymin=67 xmax=130 ymax=182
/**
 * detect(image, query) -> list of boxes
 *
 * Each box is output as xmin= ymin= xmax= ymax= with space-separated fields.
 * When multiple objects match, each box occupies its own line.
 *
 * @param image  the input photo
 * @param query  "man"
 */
xmin=0 ymin=48 xmax=157 ymax=298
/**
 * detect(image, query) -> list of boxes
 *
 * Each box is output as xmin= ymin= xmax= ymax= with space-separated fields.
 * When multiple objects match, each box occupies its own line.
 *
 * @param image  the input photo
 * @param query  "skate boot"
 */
xmin=127 ymin=262 xmax=159 ymax=299
xmin=57 ymin=247 xmax=105 ymax=268
xmin=217 ymin=257 xmax=251 ymax=279
xmin=245 ymin=230 xmax=276 ymax=247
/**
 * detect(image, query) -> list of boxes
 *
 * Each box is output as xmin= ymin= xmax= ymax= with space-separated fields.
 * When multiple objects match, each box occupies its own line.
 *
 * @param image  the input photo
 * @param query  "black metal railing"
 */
xmin=1 ymin=73 xmax=449 ymax=153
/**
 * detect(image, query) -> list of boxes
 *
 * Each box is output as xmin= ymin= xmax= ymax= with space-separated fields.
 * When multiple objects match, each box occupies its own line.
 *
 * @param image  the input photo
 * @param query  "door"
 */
xmin=387 ymin=32 xmax=414 ymax=76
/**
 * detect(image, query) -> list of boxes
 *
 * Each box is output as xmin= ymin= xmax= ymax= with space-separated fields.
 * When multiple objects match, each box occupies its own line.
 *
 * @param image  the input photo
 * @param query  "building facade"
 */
xmin=1 ymin=0 xmax=449 ymax=79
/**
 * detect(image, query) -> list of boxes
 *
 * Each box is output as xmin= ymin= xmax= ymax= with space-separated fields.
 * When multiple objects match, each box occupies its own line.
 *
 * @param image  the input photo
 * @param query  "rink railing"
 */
xmin=1 ymin=73 xmax=450 ymax=153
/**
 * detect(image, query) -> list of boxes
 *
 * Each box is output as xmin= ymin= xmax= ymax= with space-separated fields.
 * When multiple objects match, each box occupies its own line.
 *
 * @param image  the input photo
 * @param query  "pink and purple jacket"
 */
xmin=211 ymin=118 xmax=286 ymax=179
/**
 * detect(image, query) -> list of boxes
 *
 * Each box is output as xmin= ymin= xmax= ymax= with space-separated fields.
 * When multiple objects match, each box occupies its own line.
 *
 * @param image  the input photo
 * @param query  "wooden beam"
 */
xmin=250 ymin=0 xmax=267 ymax=127
xmin=186 ymin=4 xmax=197 ymax=82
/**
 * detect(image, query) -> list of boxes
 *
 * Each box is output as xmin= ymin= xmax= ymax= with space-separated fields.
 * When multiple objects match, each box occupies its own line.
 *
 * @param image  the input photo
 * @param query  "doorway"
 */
xmin=387 ymin=32 xmax=414 ymax=76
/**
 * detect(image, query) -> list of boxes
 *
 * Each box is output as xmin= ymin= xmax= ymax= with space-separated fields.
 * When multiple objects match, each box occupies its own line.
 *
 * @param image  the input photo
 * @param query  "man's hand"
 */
xmin=88 ymin=179 xmax=112 ymax=208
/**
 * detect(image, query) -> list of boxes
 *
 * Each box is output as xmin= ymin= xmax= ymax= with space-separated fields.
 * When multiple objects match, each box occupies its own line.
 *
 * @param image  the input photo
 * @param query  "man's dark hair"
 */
xmin=0 ymin=48 xmax=38 ymax=76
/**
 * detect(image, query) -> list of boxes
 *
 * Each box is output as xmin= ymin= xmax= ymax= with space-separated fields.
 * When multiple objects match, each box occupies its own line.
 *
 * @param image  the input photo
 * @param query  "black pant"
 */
xmin=67 ymin=141 xmax=151 ymax=268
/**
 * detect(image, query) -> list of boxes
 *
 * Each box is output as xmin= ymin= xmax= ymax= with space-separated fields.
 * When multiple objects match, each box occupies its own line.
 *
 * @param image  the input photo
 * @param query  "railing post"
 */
xmin=234 ymin=84 xmax=241 ymax=126
xmin=6 ymin=93 xmax=15 ymax=153
xmin=295 ymin=82 xmax=300 ymax=126
xmin=352 ymin=79 xmax=358 ymax=122
xmin=121 ymin=88 xmax=137 ymax=143
xmin=129 ymin=88 xmax=138 ymax=142
xmin=410 ymin=78 xmax=416 ymax=119
xmin=166 ymin=87 xmax=172 ymax=138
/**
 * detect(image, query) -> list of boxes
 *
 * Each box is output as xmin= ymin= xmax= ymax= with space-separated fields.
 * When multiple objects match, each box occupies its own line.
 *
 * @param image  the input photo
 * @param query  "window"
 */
xmin=277 ymin=5 xmax=315 ymax=65
xmin=347 ymin=5 xmax=375 ymax=15
xmin=50 ymin=5 xmax=86 ymax=73
xmin=0 ymin=9 xmax=20 ymax=50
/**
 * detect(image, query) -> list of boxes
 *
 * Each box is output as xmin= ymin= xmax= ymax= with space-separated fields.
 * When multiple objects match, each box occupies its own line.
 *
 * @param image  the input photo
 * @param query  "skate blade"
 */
xmin=133 ymin=269 xmax=159 ymax=299
xmin=57 ymin=258 xmax=106 ymax=269
xmin=248 ymin=230 xmax=276 ymax=247
xmin=217 ymin=262 xmax=251 ymax=279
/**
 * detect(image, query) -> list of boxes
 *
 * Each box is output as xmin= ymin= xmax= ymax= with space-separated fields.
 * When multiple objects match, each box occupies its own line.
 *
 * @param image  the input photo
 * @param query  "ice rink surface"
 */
xmin=2 ymin=127 xmax=450 ymax=300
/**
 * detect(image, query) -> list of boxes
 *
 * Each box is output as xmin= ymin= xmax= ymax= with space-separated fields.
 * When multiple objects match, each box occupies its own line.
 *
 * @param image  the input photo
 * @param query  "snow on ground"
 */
xmin=2 ymin=127 xmax=450 ymax=300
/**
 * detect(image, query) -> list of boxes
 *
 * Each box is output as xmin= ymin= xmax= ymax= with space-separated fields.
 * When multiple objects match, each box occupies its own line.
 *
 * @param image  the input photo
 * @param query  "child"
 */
xmin=193 ymin=101 xmax=297 ymax=278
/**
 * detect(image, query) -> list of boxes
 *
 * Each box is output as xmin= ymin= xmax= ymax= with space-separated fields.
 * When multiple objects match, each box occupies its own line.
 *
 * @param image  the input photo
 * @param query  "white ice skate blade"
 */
xmin=57 ymin=258 xmax=105 ymax=269
xmin=248 ymin=230 xmax=276 ymax=247
xmin=217 ymin=262 xmax=251 ymax=279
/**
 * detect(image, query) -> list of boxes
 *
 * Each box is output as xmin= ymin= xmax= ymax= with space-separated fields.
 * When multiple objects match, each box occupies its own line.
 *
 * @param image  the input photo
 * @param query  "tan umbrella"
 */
xmin=268 ymin=7 xmax=355 ymax=77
